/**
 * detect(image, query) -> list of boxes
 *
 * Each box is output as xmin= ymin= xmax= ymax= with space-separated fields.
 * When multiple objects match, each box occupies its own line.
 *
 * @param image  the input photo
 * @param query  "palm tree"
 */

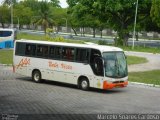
xmin=32 ymin=1 xmax=54 ymax=34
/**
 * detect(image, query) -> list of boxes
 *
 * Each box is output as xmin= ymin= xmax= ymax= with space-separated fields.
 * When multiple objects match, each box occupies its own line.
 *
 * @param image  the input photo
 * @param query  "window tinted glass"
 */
xmin=49 ymin=46 xmax=55 ymax=58
xmin=54 ymin=47 xmax=61 ymax=59
xmin=15 ymin=42 xmax=26 ymax=55
xmin=25 ymin=44 xmax=36 ymax=56
xmin=0 ymin=31 xmax=12 ymax=37
xmin=37 ymin=45 xmax=48 ymax=58
xmin=75 ymin=49 xmax=89 ymax=63
xmin=62 ymin=47 xmax=75 ymax=61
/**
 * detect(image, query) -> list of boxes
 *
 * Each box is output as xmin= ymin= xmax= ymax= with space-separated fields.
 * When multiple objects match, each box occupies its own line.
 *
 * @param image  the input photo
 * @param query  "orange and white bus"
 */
xmin=13 ymin=39 xmax=128 ymax=90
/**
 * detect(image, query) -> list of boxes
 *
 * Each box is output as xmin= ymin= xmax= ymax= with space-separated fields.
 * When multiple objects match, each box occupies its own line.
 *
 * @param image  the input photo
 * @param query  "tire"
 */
xmin=79 ymin=77 xmax=89 ymax=91
xmin=32 ymin=70 xmax=42 ymax=83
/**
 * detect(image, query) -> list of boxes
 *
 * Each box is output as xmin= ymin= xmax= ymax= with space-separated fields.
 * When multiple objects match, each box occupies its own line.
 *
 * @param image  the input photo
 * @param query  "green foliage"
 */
xmin=50 ymin=7 xmax=67 ymax=27
xmin=14 ymin=4 xmax=33 ymax=25
xmin=97 ymin=40 xmax=107 ymax=45
xmin=129 ymin=70 xmax=160 ymax=85
xmin=0 ymin=5 xmax=10 ymax=27
xmin=31 ymin=1 xmax=54 ymax=34
xmin=50 ymin=0 xmax=60 ymax=7
xmin=67 ymin=0 xmax=152 ymax=46
xmin=45 ymin=35 xmax=84 ymax=44
xmin=150 ymin=0 xmax=160 ymax=27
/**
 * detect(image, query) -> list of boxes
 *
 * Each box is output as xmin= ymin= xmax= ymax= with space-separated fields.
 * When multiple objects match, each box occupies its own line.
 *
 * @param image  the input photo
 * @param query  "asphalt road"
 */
xmin=0 ymin=65 xmax=160 ymax=119
xmin=126 ymin=51 xmax=160 ymax=72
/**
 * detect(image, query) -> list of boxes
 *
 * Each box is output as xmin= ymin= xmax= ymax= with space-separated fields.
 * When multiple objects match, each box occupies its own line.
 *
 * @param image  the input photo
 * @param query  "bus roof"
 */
xmin=0 ymin=28 xmax=14 ymax=32
xmin=16 ymin=39 xmax=123 ymax=52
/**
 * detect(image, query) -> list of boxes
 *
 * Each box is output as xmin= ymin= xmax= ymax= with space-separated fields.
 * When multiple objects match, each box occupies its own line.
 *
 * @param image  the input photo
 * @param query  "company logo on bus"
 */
xmin=16 ymin=58 xmax=30 ymax=69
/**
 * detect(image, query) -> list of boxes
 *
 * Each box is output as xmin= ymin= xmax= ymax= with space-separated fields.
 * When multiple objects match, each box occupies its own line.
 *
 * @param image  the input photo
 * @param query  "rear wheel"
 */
xmin=32 ymin=70 xmax=42 ymax=83
xmin=79 ymin=77 xmax=89 ymax=91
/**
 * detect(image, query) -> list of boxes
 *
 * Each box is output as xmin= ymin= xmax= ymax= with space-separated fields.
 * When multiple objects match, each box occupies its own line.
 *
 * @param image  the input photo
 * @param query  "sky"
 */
xmin=59 ymin=0 xmax=68 ymax=8
xmin=0 ymin=0 xmax=68 ymax=8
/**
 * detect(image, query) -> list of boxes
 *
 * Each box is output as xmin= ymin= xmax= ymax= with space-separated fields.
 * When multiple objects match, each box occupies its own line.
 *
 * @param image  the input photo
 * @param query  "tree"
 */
xmin=50 ymin=0 xmax=61 ymax=7
xmin=32 ymin=1 xmax=54 ymax=34
xmin=0 ymin=5 xmax=10 ymax=28
xmin=67 ymin=0 xmax=151 ymax=46
xmin=2 ymin=0 xmax=17 ymax=5
xmin=13 ymin=3 xmax=33 ymax=28
xmin=50 ymin=7 xmax=67 ymax=33
xmin=150 ymin=0 xmax=160 ymax=27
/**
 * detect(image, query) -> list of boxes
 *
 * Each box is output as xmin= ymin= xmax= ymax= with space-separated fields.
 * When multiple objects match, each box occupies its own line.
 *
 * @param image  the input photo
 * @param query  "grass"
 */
xmin=129 ymin=70 xmax=160 ymax=85
xmin=17 ymin=33 xmax=84 ymax=44
xmin=127 ymin=55 xmax=148 ymax=65
xmin=0 ymin=50 xmax=13 ymax=65
xmin=121 ymin=46 xmax=160 ymax=54
xmin=17 ymin=33 xmax=46 ymax=40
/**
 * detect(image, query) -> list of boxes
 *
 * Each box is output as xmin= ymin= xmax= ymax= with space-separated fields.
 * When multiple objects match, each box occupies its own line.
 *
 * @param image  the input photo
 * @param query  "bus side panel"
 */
xmin=26 ymin=58 xmax=95 ymax=87
xmin=14 ymin=56 xmax=27 ymax=76
xmin=0 ymin=41 xmax=5 ymax=49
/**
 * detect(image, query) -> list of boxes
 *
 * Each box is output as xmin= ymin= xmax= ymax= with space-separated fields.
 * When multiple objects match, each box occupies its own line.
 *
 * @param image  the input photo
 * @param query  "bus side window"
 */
xmin=54 ymin=47 xmax=61 ymax=59
xmin=49 ymin=46 xmax=55 ymax=58
xmin=25 ymin=44 xmax=36 ymax=56
xmin=37 ymin=45 xmax=48 ymax=58
xmin=15 ymin=42 xmax=26 ymax=56
xmin=75 ymin=49 xmax=89 ymax=63
xmin=62 ymin=47 xmax=75 ymax=61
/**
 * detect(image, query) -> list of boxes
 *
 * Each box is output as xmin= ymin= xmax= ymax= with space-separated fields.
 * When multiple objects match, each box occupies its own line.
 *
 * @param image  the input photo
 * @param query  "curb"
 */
xmin=0 ymin=64 xmax=12 ymax=67
xmin=129 ymin=82 xmax=160 ymax=88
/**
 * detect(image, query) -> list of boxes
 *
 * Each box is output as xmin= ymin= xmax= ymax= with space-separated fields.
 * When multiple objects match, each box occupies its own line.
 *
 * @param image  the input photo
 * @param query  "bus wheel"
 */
xmin=79 ymin=77 xmax=89 ymax=91
xmin=32 ymin=70 xmax=42 ymax=83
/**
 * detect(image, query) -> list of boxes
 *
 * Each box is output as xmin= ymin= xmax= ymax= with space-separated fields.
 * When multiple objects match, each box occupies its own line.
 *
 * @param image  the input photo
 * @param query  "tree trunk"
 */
xmin=100 ymin=30 xmax=103 ymax=38
xmin=71 ymin=27 xmax=77 ymax=36
xmin=80 ymin=27 xmax=82 ymax=37
xmin=1 ymin=22 xmax=4 ymax=28
xmin=136 ymin=31 xmax=138 ymax=41
xmin=83 ymin=27 xmax=85 ymax=37
xmin=117 ymin=30 xmax=129 ymax=46
xmin=93 ymin=28 xmax=96 ymax=38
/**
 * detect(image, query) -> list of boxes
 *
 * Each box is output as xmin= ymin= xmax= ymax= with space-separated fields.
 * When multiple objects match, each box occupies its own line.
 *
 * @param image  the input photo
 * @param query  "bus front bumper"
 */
xmin=103 ymin=81 xmax=128 ymax=90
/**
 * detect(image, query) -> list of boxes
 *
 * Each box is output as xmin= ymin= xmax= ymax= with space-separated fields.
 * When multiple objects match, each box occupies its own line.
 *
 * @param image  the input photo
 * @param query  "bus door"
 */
xmin=90 ymin=49 xmax=104 ymax=88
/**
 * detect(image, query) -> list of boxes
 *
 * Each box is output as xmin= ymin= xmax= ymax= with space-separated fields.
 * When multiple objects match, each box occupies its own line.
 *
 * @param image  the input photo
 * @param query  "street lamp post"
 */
xmin=17 ymin=17 xmax=19 ymax=30
xmin=132 ymin=0 xmax=138 ymax=49
xmin=11 ymin=0 xmax=13 ymax=28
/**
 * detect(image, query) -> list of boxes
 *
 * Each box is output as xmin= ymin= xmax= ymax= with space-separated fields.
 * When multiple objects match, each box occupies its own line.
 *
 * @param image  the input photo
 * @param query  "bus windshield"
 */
xmin=103 ymin=52 xmax=128 ymax=78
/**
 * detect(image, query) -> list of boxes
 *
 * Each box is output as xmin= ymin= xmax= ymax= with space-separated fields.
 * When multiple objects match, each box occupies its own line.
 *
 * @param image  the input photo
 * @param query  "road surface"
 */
xmin=126 ymin=51 xmax=160 ymax=72
xmin=0 ymin=65 xmax=160 ymax=119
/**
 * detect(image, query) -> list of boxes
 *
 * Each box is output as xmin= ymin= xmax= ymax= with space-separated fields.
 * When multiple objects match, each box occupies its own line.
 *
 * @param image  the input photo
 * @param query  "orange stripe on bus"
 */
xmin=103 ymin=81 xmax=128 ymax=90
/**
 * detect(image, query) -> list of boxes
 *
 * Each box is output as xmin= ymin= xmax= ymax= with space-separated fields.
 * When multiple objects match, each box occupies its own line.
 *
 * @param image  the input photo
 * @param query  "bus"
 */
xmin=13 ymin=39 xmax=128 ymax=90
xmin=0 ymin=28 xmax=15 ymax=49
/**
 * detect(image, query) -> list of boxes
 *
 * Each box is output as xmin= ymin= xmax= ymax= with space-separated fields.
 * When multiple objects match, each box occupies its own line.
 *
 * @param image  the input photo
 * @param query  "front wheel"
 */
xmin=32 ymin=70 xmax=42 ymax=83
xmin=79 ymin=78 xmax=89 ymax=91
